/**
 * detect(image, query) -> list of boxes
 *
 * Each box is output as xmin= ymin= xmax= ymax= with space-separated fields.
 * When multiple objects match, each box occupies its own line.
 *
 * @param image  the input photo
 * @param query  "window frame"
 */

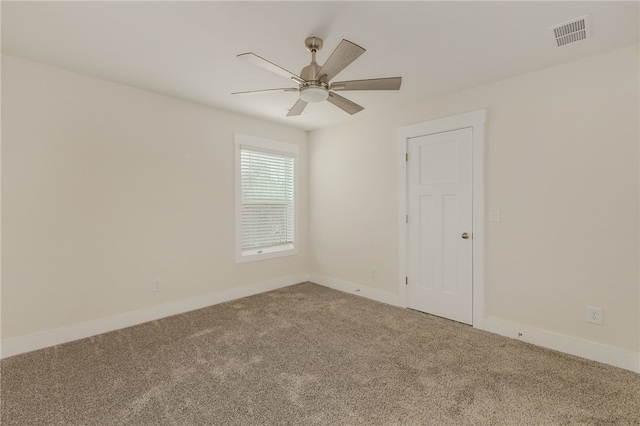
xmin=234 ymin=133 xmax=299 ymax=263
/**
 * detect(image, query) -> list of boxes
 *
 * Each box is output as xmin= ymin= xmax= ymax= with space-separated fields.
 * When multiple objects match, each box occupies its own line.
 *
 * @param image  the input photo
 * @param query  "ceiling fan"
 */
xmin=232 ymin=36 xmax=402 ymax=117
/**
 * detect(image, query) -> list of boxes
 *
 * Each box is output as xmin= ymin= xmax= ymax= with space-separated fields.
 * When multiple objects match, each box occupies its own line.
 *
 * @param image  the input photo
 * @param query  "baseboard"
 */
xmin=483 ymin=317 xmax=640 ymax=373
xmin=4 ymin=275 xmax=637 ymax=374
xmin=308 ymin=276 xmax=639 ymax=373
xmin=309 ymin=273 xmax=400 ymax=307
xmin=0 ymin=273 xmax=309 ymax=359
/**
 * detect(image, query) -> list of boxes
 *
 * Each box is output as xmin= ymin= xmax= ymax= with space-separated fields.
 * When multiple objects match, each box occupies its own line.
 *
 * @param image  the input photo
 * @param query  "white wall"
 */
xmin=2 ymin=44 xmax=639 ymax=369
xmin=309 ymin=45 xmax=639 ymax=355
xmin=1 ymin=55 xmax=309 ymax=341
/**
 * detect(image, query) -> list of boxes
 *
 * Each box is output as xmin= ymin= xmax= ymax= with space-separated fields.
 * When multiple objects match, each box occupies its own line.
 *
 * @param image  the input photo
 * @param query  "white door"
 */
xmin=407 ymin=127 xmax=473 ymax=324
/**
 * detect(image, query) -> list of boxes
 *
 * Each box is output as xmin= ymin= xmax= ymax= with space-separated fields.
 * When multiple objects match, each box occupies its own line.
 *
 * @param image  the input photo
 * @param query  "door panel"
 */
xmin=442 ymin=193 xmax=458 ymax=295
xmin=407 ymin=128 xmax=473 ymax=324
xmin=420 ymin=141 xmax=458 ymax=185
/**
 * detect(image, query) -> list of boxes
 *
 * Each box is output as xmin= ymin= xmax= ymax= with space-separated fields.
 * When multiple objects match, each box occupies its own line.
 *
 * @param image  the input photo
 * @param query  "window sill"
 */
xmin=236 ymin=245 xmax=297 ymax=263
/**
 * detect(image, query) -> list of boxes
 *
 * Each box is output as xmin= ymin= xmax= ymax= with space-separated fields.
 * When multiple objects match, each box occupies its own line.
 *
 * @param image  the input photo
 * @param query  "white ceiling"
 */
xmin=2 ymin=1 xmax=638 ymax=131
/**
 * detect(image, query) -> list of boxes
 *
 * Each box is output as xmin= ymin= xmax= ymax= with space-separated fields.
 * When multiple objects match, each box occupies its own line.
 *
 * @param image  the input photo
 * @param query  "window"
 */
xmin=235 ymin=134 xmax=298 ymax=262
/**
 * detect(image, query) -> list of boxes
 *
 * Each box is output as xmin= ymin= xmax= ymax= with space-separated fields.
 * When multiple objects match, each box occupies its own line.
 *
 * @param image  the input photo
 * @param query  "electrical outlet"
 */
xmin=152 ymin=281 xmax=162 ymax=292
xmin=371 ymin=268 xmax=377 ymax=278
xmin=586 ymin=306 xmax=602 ymax=324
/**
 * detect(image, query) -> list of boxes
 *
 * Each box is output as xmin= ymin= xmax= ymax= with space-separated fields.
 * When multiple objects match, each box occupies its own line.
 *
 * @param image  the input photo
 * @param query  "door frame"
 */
xmin=397 ymin=109 xmax=487 ymax=328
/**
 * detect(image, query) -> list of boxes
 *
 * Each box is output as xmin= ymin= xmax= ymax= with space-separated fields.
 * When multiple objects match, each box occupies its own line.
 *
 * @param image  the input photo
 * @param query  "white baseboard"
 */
xmin=4 ymin=274 xmax=638 ymax=375
xmin=483 ymin=317 xmax=640 ymax=373
xmin=308 ymin=276 xmax=639 ymax=373
xmin=0 ymin=273 xmax=309 ymax=359
xmin=309 ymin=273 xmax=400 ymax=307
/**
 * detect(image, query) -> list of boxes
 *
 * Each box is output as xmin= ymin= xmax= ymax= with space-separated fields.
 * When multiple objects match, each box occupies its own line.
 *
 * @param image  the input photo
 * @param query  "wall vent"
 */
xmin=550 ymin=15 xmax=590 ymax=47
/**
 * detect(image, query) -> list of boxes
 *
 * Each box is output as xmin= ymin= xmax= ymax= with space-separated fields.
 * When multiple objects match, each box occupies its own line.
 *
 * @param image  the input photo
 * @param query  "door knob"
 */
xmin=461 ymin=232 xmax=470 ymax=239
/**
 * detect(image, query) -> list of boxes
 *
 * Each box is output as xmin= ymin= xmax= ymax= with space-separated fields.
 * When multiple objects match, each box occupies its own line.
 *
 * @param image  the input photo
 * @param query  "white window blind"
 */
xmin=240 ymin=149 xmax=295 ymax=254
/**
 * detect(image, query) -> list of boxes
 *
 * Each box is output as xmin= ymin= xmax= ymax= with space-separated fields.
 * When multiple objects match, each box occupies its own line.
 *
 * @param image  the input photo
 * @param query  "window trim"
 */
xmin=234 ymin=133 xmax=299 ymax=263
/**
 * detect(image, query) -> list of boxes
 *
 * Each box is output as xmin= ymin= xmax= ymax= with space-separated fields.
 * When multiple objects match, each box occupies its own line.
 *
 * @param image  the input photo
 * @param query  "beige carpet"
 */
xmin=1 ymin=282 xmax=639 ymax=425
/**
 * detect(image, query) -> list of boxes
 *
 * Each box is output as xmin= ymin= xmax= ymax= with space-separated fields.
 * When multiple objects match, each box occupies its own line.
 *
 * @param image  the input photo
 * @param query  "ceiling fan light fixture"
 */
xmin=300 ymin=86 xmax=328 ymax=103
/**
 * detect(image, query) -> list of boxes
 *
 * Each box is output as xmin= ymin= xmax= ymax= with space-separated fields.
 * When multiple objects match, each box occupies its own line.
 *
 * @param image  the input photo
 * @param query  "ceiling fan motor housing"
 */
xmin=300 ymin=61 xmax=323 ymax=82
xmin=300 ymin=62 xmax=329 ymax=102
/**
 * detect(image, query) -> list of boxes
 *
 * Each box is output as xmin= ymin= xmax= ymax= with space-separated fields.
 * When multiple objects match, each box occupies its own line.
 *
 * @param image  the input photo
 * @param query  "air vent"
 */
xmin=551 ymin=15 xmax=590 ymax=47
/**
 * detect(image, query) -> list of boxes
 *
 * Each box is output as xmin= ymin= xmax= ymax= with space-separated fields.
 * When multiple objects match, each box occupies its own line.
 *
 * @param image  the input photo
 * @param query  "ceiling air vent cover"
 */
xmin=551 ymin=15 xmax=590 ymax=47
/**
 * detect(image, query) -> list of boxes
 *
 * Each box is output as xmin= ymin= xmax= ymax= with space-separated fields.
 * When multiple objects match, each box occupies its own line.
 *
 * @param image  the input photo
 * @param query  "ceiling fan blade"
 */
xmin=327 ymin=92 xmax=364 ymax=115
xmin=316 ymin=39 xmax=365 ymax=83
xmin=330 ymin=77 xmax=402 ymax=91
xmin=237 ymin=52 xmax=304 ymax=83
xmin=286 ymin=98 xmax=308 ymax=117
xmin=232 ymin=88 xmax=298 ymax=97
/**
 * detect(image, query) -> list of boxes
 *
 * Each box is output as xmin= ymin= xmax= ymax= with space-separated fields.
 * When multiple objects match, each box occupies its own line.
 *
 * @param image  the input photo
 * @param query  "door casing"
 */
xmin=397 ymin=109 xmax=486 ymax=329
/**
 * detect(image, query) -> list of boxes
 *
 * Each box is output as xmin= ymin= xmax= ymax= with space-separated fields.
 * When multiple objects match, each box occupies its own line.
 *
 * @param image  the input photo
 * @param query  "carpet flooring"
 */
xmin=1 ymin=282 xmax=639 ymax=425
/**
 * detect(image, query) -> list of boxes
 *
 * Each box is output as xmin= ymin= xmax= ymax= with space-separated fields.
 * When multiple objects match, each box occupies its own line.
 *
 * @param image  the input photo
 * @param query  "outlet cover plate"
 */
xmin=586 ymin=306 xmax=602 ymax=324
